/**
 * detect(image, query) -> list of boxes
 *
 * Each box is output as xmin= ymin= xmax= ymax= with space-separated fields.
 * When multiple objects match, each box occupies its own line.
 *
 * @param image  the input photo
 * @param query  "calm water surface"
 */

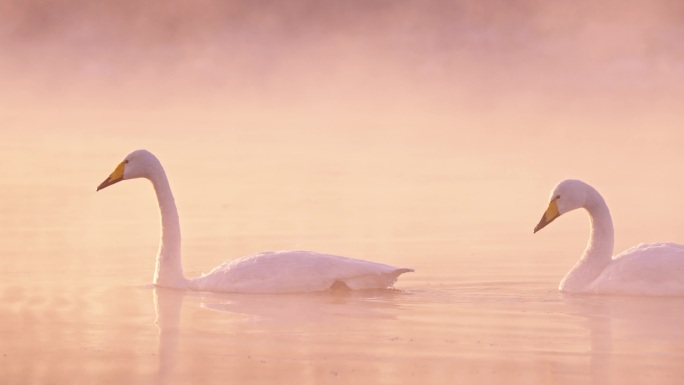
xmin=4 ymin=266 xmax=684 ymax=385
xmin=2 ymin=125 xmax=684 ymax=385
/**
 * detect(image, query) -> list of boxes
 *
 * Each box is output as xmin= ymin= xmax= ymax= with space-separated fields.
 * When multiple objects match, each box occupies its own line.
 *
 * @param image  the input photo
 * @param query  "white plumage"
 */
xmin=190 ymin=250 xmax=412 ymax=294
xmin=535 ymin=179 xmax=684 ymax=296
xmin=97 ymin=149 xmax=413 ymax=294
xmin=586 ymin=243 xmax=684 ymax=295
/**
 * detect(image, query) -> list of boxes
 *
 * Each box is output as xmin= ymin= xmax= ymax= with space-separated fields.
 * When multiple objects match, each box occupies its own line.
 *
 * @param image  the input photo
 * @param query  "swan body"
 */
xmin=190 ymin=250 xmax=412 ymax=293
xmin=534 ymin=179 xmax=684 ymax=296
xmin=586 ymin=243 xmax=684 ymax=295
xmin=97 ymin=149 xmax=413 ymax=294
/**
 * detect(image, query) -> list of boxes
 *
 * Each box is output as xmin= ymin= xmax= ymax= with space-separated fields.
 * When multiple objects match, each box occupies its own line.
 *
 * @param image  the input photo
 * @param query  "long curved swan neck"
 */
xmin=560 ymin=187 xmax=615 ymax=292
xmin=148 ymin=163 xmax=188 ymax=288
xmin=585 ymin=193 xmax=615 ymax=261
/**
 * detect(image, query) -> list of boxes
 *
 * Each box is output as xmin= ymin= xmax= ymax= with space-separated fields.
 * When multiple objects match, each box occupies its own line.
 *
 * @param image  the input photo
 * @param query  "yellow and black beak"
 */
xmin=96 ymin=161 xmax=126 ymax=191
xmin=534 ymin=198 xmax=560 ymax=233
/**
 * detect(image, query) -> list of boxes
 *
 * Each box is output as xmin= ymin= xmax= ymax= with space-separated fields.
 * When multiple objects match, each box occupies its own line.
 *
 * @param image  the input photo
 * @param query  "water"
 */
xmin=3 ymin=1 xmax=684 ymax=382
xmin=5 ymin=267 xmax=684 ymax=384
xmin=3 ymin=119 xmax=684 ymax=384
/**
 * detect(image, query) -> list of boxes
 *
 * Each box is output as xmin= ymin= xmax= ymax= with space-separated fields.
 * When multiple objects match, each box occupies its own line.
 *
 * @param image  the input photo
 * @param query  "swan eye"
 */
xmin=551 ymin=195 xmax=560 ymax=202
xmin=124 ymin=159 xmax=129 ymax=164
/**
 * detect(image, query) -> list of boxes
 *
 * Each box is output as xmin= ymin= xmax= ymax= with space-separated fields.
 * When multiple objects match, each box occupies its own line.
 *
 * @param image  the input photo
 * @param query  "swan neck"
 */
xmin=586 ymin=196 xmax=615 ymax=261
xmin=149 ymin=165 xmax=187 ymax=287
xmin=560 ymin=189 xmax=614 ymax=292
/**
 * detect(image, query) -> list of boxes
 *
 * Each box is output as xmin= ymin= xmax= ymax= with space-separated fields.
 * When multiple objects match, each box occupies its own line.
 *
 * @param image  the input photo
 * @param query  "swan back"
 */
xmin=588 ymin=243 xmax=684 ymax=296
xmin=189 ymin=250 xmax=413 ymax=294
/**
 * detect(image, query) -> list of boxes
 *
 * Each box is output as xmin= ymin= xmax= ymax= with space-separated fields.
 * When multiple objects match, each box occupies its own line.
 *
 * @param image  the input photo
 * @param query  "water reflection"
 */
xmin=199 ymin=289 xmax=408 ymax=325
xmin=563 ymin=294 xmax=684 ymax=384
xmin=153 ymin=287 xmax=185 ymax=385
xmin=151 ymin=287 xmax=410 ymax=384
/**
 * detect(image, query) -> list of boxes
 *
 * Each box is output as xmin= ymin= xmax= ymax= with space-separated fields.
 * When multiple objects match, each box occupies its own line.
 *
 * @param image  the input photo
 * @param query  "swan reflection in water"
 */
xmin=151 ymin=286 xmax=409 ymax=384
xmin=563 ymin=293 xmax=684 ymax=385
xmin=153 ymin=287 xmax=184 ymax=385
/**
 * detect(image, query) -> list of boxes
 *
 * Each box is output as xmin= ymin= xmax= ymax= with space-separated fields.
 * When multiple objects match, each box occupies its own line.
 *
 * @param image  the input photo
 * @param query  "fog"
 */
xmin=2 ymin=0 xmax=684 ymax=254
xmin=2 ymin=0 xmax=683 ymax=109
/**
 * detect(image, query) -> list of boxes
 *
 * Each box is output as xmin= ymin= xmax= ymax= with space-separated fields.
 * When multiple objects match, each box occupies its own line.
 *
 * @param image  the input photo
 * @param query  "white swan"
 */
xmin=534 ymin=179 xmax=684 ymax=296
xmin=96 ymin=149 xmax=413 ymax=293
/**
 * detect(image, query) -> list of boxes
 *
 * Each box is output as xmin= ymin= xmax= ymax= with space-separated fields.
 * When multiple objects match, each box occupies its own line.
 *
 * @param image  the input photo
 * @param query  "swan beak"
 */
xmin=96 ymin=161 xmax=126 ymax=191
xmin=534 ymin=198 xmax=560 ymax=233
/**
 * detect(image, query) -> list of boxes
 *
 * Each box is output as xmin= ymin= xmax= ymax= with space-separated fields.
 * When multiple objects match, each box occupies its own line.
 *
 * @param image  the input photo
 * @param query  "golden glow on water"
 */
xmin=2 ymin=1 xmax=684 ymax=384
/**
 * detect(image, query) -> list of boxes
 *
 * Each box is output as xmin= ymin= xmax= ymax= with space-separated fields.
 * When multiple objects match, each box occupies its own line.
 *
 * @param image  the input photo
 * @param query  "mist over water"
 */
xmin=2 ymin=0 xmax=684 ymax=258
xmin=3 ymin=2 xmax=684 ymax=384
xmin=3 ymin=0 xmax=683 ymax=108
xmin=2 ymin=0 xmax=684 ymax=268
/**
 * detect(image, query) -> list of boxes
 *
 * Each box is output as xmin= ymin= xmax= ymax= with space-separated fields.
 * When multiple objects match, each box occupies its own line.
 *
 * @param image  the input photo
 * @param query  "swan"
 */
xmin=533 ymin=179 xmax=684 ymax=296
xmin=96 ymin=149 xmax=413 ymax=293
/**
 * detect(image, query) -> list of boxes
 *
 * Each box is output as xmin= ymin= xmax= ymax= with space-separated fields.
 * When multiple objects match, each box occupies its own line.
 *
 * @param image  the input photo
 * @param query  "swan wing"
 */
xmin=189 ymin=250 xmax=413 ymax=294
xmin=589 ymin=243 xmax=684 ymax=295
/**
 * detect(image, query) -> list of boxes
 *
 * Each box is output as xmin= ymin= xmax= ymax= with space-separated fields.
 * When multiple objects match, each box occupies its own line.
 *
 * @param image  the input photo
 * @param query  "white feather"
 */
xmin=536 ymin=179 xmax=684 ymax=296
xmin=98 ymin=149 xmax=413 ymax=294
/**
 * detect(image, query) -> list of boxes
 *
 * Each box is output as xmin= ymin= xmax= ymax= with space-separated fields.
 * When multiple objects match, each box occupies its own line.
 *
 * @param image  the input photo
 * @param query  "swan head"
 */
xmin=533 ymin=179 xmax=592 ymax=233
xmin=96 ymin=149 xmax=160 ymax=191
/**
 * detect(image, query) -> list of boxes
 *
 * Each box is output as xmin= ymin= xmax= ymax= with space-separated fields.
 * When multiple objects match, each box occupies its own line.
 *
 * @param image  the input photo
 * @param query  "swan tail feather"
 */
xmin=342 ymin=268 xmax=413 ymax=290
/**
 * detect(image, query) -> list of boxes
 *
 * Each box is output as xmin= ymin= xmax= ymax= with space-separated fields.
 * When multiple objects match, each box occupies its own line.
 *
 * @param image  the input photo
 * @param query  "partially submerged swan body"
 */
xmin=97 ymin=149 xmax=413 ymax=294
xmin=534 ymin=179 xmax=684 ymax=296
xmin=190 ymin=250 xmax=411 ymax=293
